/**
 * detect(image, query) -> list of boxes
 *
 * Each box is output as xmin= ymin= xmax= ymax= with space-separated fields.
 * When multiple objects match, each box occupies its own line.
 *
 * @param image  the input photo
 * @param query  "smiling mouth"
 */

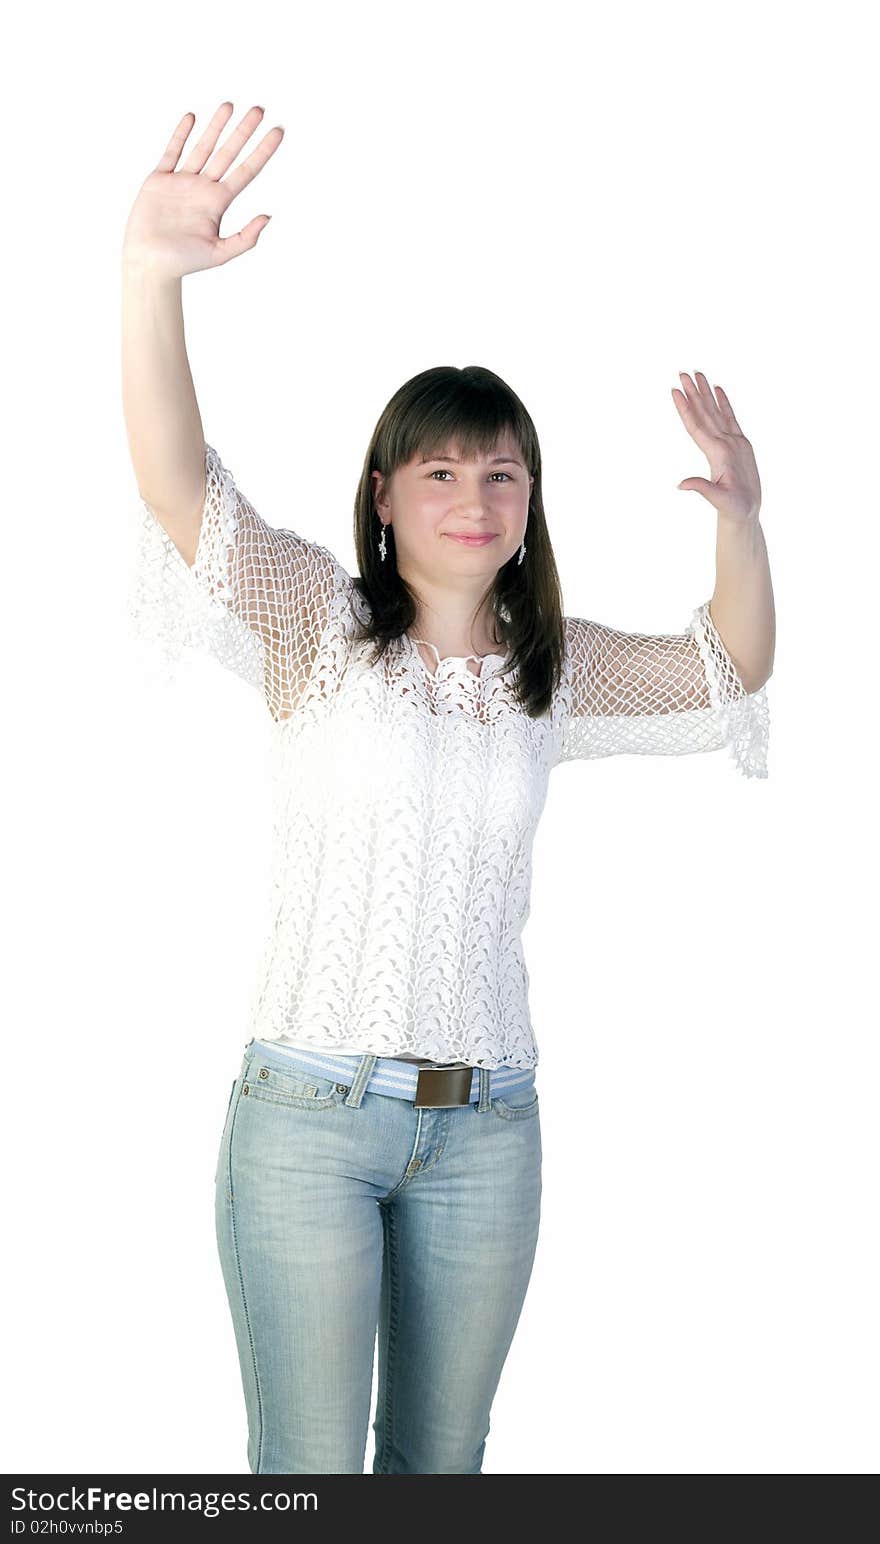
xmin=444 ymin=533 xmax=498 ymax=545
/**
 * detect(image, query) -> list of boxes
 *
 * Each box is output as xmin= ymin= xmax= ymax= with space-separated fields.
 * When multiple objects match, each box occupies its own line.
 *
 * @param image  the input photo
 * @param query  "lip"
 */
xmin=443 ymin=533 xmax=498 ymax=546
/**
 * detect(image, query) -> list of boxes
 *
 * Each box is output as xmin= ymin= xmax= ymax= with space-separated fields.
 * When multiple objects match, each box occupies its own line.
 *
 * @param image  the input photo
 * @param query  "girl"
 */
xmin=123 ymin=103 xmax=774 ymax=1475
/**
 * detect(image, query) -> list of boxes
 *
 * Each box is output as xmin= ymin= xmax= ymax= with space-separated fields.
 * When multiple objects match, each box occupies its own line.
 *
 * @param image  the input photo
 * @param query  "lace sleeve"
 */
xmin=557 ymin=601 xmax=770 ymax=778
xmin=127 ymin=441 xmax=351 ymax=718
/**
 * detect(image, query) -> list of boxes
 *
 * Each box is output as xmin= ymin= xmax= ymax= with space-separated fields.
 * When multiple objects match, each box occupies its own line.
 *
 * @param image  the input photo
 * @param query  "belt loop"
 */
xmin=344 ymin=1053 xmax=378 ymax=1108
xmin=477 ymin=1065 xmax=492 ymax=1113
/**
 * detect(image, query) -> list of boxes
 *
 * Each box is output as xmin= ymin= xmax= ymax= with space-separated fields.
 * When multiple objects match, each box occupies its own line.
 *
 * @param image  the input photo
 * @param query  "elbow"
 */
xmin=739 ymin=661 xmax=773 ymax=694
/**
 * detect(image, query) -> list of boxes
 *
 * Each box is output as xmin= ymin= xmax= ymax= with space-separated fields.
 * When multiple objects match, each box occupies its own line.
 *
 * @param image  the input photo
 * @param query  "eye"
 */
xmin=428 ymin=470 xmax=512 ymax=482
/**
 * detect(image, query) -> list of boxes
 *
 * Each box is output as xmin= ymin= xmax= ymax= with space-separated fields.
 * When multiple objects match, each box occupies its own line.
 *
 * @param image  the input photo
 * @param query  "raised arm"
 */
xmin=122 ymin=104 xmax=351 ymax=716
xmin=121 ymin=103 xmax=279 ymax=553
xmin=121 ymin=266 xmax=206 ymax=558
xmin=558 ymin=372 xmax=772 ymax=778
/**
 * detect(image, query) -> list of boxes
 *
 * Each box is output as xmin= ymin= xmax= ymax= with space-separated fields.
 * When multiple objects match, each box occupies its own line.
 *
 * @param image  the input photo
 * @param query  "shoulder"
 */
xmin=562 ymin=615 xmax=602 ymax=656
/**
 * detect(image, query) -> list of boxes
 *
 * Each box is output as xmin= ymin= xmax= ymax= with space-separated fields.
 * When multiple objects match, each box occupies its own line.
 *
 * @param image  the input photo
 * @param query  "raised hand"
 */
xmin=672 ymin=370 xmax=762 ymax=524
xmin=122 ymin=103 xmax=284 ymax=279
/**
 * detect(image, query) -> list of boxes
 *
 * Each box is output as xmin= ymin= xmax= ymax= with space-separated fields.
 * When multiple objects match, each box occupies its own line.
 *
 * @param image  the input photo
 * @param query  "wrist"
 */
xmin=715 ymin=510 xmax=766 ymax=568
xmin=718 ymin=505 xmax=761 ymax=528
xmin=121 ymin=249 xmax=182 ymax=289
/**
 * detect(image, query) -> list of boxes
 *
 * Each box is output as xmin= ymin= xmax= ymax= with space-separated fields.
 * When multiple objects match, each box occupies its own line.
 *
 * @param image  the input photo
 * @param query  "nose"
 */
xmin=454 ymin=497 xmax=494 ymax=524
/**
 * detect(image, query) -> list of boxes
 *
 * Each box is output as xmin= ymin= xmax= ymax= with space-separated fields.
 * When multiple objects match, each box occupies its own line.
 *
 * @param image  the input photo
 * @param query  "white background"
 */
xmin=4 ymin=0 xmax=876 ymax=1476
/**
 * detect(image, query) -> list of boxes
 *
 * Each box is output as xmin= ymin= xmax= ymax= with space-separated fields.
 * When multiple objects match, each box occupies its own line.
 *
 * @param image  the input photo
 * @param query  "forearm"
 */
xmin=120 ymin=257 xmax=205 ymax=523
xmin=709 ymin=516 xmax=776 ymax=693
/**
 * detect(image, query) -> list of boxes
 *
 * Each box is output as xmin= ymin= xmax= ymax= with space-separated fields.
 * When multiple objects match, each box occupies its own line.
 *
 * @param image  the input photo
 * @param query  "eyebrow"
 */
xmin=418 ymin=454 xmax=524 ymax=467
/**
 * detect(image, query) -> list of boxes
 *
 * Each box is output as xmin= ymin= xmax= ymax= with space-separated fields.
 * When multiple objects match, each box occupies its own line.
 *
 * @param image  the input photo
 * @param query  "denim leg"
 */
xmin=372 ymin=1083 xmax=542 ymax=1474
xmin=214 ymin=1047 xmax=384 ymax=1473
xmin=214 ymin=1044 xmax=541 ymax=1474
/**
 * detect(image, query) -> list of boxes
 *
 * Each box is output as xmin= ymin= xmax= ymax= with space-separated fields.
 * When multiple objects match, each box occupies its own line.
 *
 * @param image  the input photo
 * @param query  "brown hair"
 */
xmin=349 ymin=364 xmax=565 ymax=717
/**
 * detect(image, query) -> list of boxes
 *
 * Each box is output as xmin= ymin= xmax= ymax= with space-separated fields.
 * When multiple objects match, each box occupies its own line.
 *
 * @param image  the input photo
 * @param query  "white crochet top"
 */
xmin=127 ymin=443 xmax=770 ymax=1070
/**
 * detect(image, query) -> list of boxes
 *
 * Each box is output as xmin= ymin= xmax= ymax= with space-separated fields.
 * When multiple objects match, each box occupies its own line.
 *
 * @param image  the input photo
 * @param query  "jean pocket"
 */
xmin=243 ymin=1059 xmax=349 ymax=1111
xmin=491 ymin=1077 xmax=539 ymax=1121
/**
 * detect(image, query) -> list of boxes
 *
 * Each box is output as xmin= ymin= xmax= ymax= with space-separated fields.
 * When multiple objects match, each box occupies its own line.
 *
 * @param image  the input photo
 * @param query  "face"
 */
xmin=372 ymin=432 xmax=533 ymax=579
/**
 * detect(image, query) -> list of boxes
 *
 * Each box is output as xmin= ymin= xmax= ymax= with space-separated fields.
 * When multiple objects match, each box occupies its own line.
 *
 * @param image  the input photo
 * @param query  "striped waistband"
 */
xmin=250 ymin=1038 xmax=536 ymax=1103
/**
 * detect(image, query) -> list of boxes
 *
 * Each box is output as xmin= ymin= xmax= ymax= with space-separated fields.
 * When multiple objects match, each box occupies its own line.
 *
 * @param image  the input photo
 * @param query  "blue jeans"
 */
xmin=214 ymin=1037 xmax=543 ymax=1474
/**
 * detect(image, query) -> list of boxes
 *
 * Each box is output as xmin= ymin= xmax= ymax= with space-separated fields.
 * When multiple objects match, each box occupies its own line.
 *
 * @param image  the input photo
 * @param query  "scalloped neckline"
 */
xmin=406 ymin=634 xmax=507 ymax=679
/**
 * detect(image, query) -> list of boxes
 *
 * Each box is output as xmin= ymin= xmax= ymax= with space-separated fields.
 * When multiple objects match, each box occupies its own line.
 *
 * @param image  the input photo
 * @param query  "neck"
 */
xmin=396 ymin=563 xmax=505 ymax=654
xmin=407 ymin=622 xmax=504 ymax=657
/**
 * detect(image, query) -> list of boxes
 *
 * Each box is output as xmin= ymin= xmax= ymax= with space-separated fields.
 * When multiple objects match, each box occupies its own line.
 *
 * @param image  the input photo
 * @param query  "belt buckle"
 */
xmin=413 ymin=1065 xmax=474 ymax=1108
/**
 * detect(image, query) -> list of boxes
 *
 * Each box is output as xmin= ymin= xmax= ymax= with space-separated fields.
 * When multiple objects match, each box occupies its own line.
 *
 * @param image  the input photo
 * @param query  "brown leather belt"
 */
xmin=413 ymin=1064 xmax=477 ymax=1108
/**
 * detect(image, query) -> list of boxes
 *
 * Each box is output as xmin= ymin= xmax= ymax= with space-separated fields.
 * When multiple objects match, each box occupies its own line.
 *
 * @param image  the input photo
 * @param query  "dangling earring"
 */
xmin=519 ymin=484 xmax=532 ymax=565
xmin=378 ymin=520 xmax=387 ymax=562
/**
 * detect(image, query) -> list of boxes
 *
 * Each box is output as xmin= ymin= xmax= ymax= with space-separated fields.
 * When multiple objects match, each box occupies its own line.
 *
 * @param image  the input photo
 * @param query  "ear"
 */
xmin=372 ymin=468 xmax=388 ymax=509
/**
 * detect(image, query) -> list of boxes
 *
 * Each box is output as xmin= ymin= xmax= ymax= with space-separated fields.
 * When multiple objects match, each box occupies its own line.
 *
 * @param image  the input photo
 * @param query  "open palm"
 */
xmin=672 ymin=370 xmax=762 ymax=524
xmin=122 ymin=102 xmax=284 ymax=279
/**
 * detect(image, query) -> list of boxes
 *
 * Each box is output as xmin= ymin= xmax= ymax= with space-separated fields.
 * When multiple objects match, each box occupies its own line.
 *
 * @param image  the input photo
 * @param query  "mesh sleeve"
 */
xmin=127 ymin=441 xmax=351 ymax=718
xmin=557 ymin=601 xmax=770 ymax=778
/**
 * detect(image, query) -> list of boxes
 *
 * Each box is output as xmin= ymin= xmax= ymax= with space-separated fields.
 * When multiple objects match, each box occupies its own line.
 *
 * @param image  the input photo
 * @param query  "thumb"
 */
xmin=677 ymin=477 xmax=713 ymax=495
xmin=213 ymin=214 xmax=273 ymax=267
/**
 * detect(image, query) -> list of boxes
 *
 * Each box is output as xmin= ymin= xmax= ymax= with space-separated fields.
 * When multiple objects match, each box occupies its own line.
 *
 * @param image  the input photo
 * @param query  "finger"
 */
xmin=672 ymin=381 xmax=705 ymax=430
xmin=211 ymin=213 xmax=272 ymax=267
xmin=679 ymin=370 xmax=724 ymax=441
xmin=714 ymin=383 xmax=745 ymax=435
xmin=677 ymin=371 xmax=711 ymax=430
xmin=682 ymin=370 xmax=724 ymax=433
xmin=153 ymin=111 xmax=198 ymax=175
xmin=693 ymin=370 xmax=725 ymax=424
xmin=180 ymin=100 xmax=235 ymax=176
xmin=202 ymin=104 xmax=269 ymax=182
xmin=221 ymin=124 xmax=285 ymax=202
xmin=671 ymin=384 xmax=720 ymax=458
